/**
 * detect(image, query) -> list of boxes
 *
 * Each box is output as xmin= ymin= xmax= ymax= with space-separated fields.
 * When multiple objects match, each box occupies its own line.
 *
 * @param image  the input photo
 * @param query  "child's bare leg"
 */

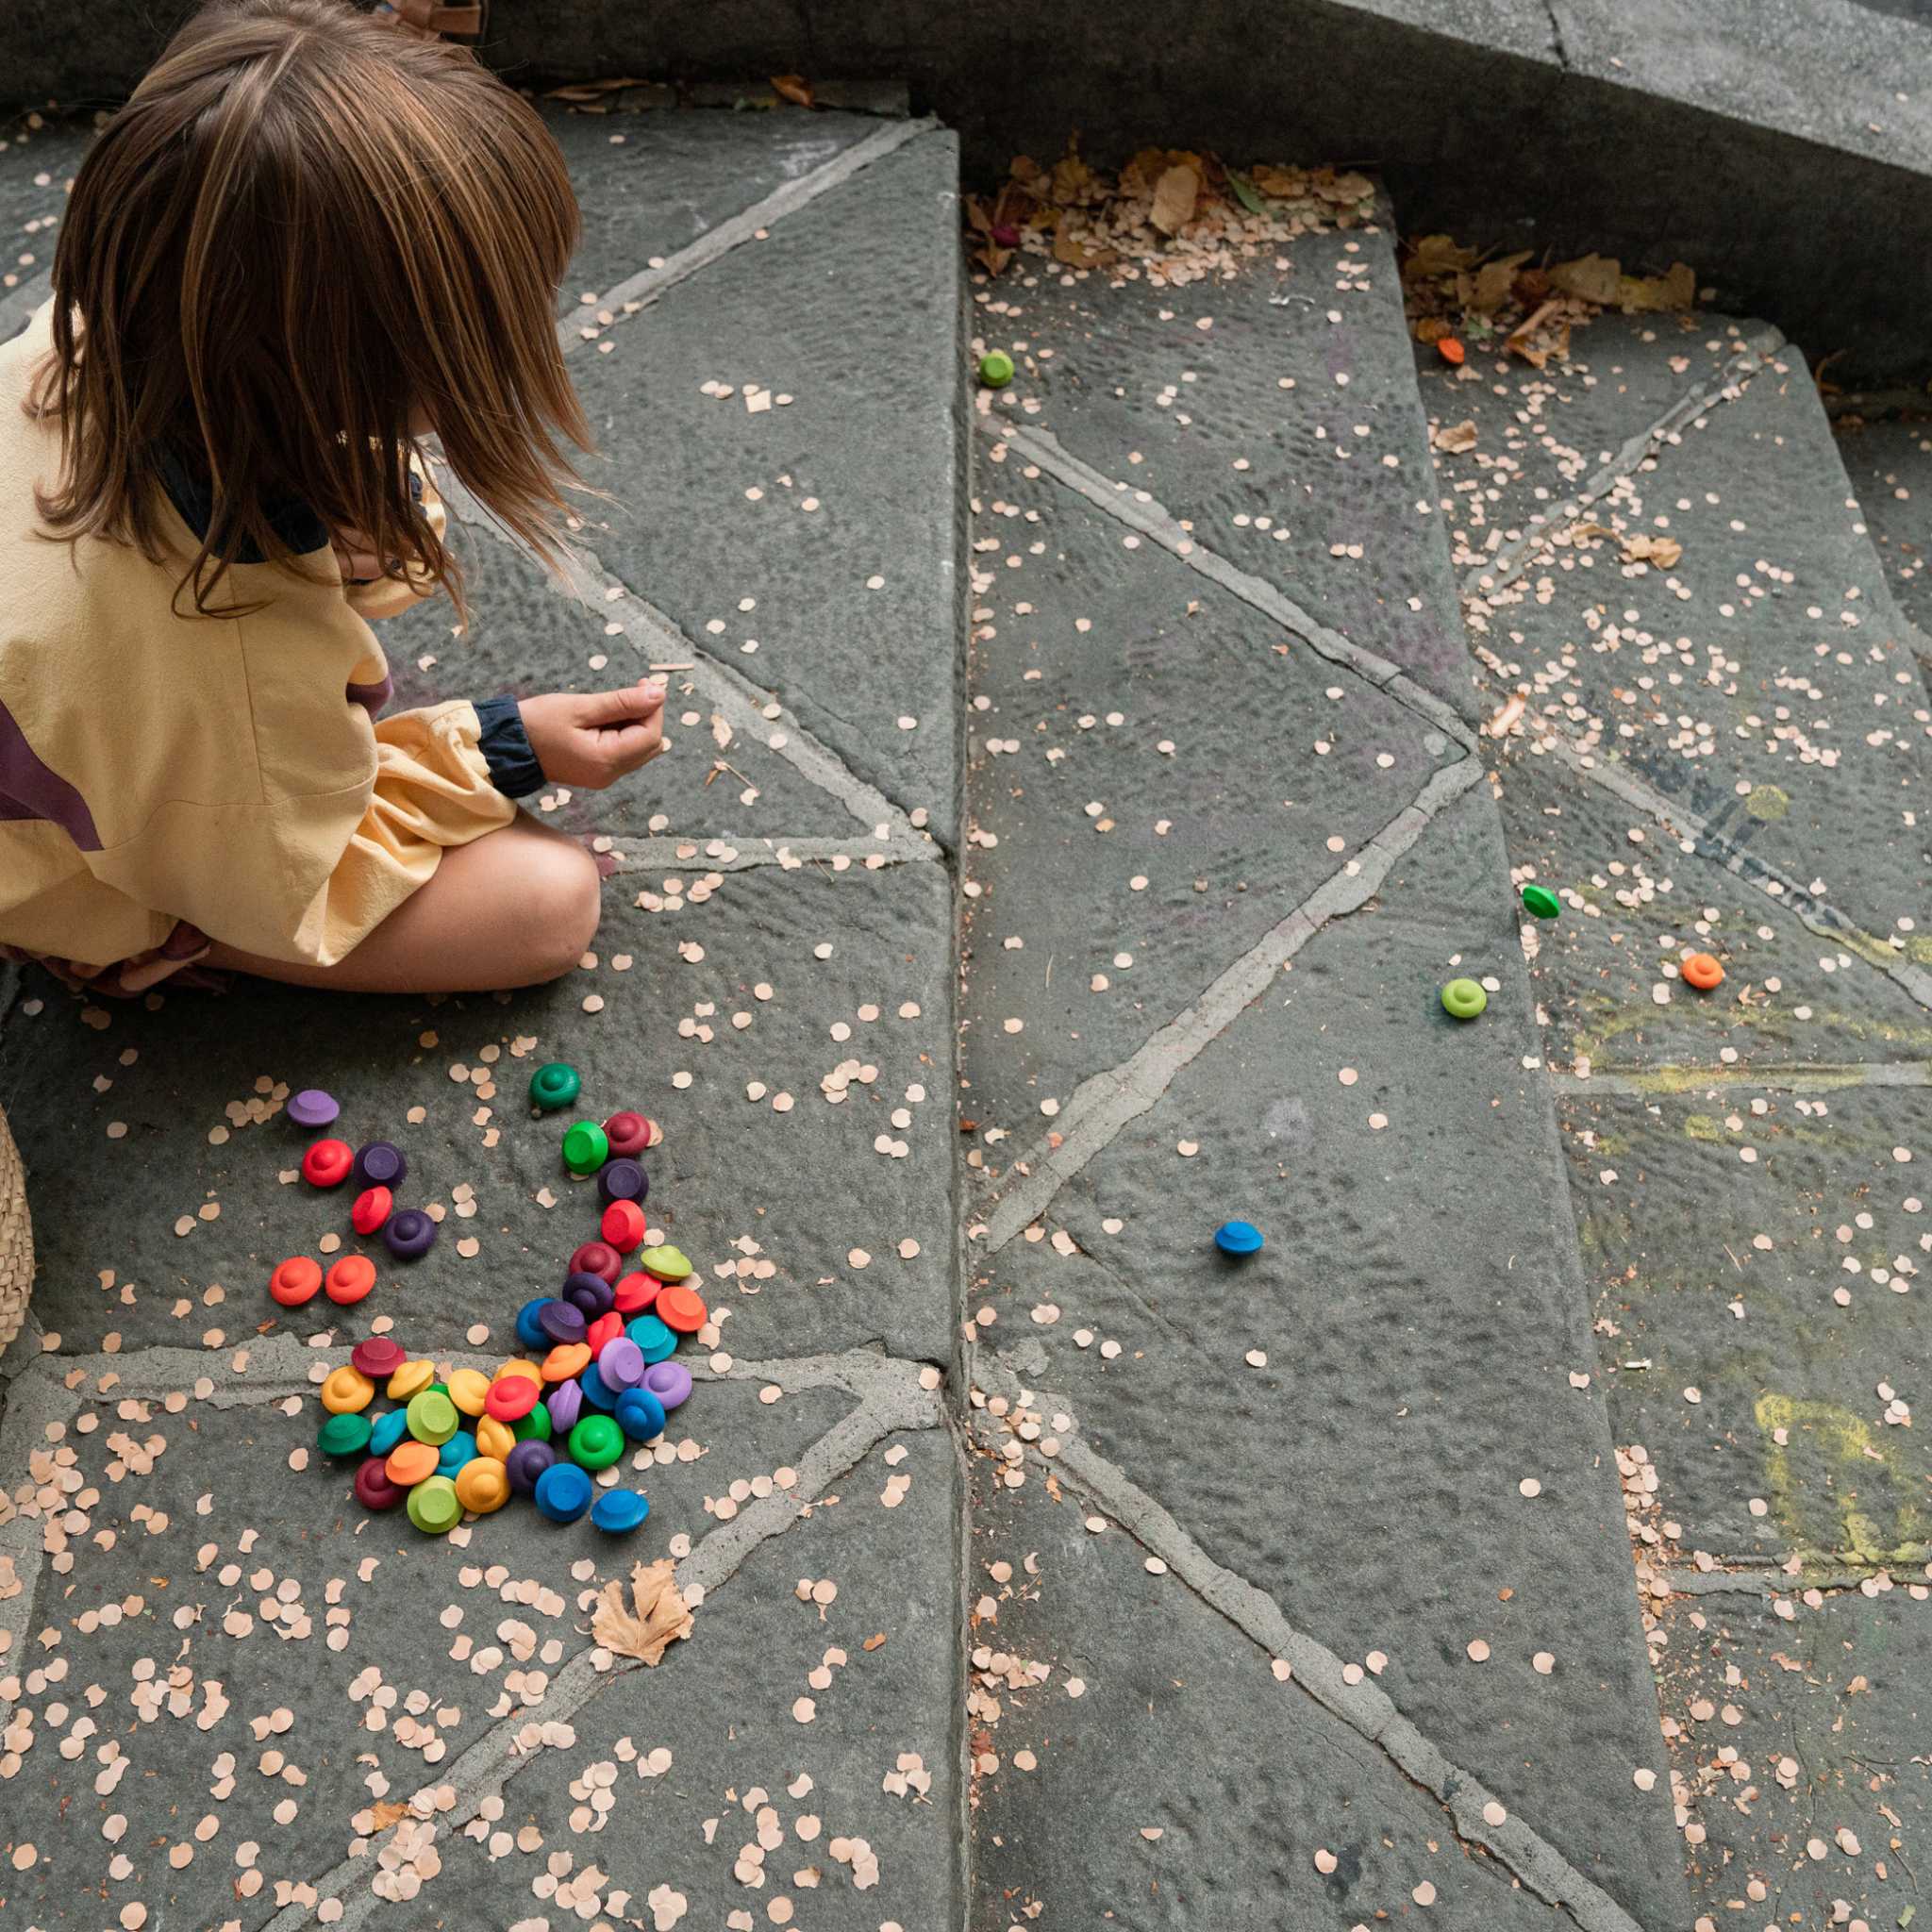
xmin=202 ymin=819 xmax=601 ymax=993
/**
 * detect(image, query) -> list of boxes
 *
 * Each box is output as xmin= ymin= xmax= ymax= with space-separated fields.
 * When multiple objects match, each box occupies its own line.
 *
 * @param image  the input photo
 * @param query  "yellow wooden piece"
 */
xmin=320 ymin=1365 xmax=375 ymax=1414
xmin=445 ymin=1367 xmax=491 ymax=1416
xmin=386 ymin=1358 xmax=434 ymax=1401
xmin=454 ymin=1457 xmax=509 ymax=1515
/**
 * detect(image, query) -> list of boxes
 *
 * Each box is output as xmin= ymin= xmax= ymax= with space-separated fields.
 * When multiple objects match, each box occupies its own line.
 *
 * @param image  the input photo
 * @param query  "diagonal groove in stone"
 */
xmin=974 ymin=756 xmax=1484 ymax=1251
xmin=1460 ymin=323 xmax=1786 ymax=602
xmin=438 ymin=470 xmax=940 ymax=850
xmin=601 ymin=833 xmax=941 ymax=874
xmin=98 ymin=1358 xmax=937 ymax=1932
xmin=1541 ymin=731 xmax=1932 ymax=1009
xmin=975 ymin=415 xmax=1479 ymax=747
xmin=1550 ymin=1061 xmax=1932 ymax=1096
xmin=557 ymin=118 xmax=939 ymax=357
xmin=968 ymin=1356 xmax=1647 ymax=1932
xmin=0 ymin=1341 xmax=943 ymax=1730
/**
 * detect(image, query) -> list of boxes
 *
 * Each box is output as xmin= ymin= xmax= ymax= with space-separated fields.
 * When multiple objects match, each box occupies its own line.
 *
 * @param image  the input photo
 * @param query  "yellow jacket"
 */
xmin=0 ymin=303 xmax=516 ymax=969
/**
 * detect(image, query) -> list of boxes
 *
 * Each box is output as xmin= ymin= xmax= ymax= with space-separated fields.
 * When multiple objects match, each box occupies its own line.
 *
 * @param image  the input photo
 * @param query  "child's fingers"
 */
xmin=576 ymin=679 xmax=667 ymax=728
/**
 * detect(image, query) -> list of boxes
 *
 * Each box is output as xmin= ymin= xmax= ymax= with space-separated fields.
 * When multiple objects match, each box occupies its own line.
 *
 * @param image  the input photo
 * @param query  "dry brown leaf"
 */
xmin=1050 ymin=150 xmax=1104 ymax=207
xmin=1618 ymin=261 xmax=1695 ymax=312
xmin=364 ymin=1800 xmax=415 ymax=1831
xmin=1570 ymin=522 xmax=1617 ymax=541
xmin=1310 ymin=168 xmax=1374 ymax=205
xmin=1505 ymin=298 xmax=1568 ymax=368
xmin=593 ymin=1558 xmax=694 ymax=1665
xmin=1622 ymin=533 xmax=1683 ymax=568
xmin=1249 ymin=163 xmax=1307 ymax=199
xmin=1402 ymin=234 xmax=1481 ymax=285
xmin=770 ymin=75 xmax=814 ymax=108
xmin=1471 ymin=251 xmax=1532 ymax=315
xmin=1548 ymin=253 xmax=1623 ymax=305
xmin=1149 ymin=164 xmax=1201 ymax=237
xmin=1432 ymin=419 xmax=1478 ymax=453
xmin=1053 ymin=227 xmax=1118 ymax=271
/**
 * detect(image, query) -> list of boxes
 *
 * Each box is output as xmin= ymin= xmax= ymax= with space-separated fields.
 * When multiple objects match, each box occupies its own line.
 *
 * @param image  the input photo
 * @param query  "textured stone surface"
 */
xmin=377 ymin=496 xmax=875 ymax=845
xmin=1560 ymin=1084 xmax=1931 ymax=1567
xmin=1657 ymin=1581 xmax=1932 ymax=1932
xmin=966 ymin=1449 xmax=1573 ymax=1929
xmin=2 ymin=861 xmax=955 ymax=1365
xmin=1441 ymin=318 xmax=1932 ymax=955
xmin=568 ymin=130 xmax=966 ymax=847
xmin=977 ymin=210 xmax=1469 ymax=702
xmin=959 ymin=451 xmax=1456 ymax=1124
xmin=972 ymin=789 xmax=1684 ymax=1925
xmin=0 ymin=106 xmax=964 ymax=1932
xmin=541 ymin=101 xmax=894 ymax=314
xmin=1495 ymin=751 xmax=1932 ymax=1074
xmin=1836 ymin=410 xmax=1932 ymax=644
xmin=960 ymin=209 xmax=1690 ymax=1921
xmin=22 ymin=0 xmax=1932 ymax=379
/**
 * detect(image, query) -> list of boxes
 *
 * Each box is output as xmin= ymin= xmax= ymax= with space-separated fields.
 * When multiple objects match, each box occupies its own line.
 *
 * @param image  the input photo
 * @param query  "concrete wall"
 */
xmin=6 ymin=0 xmax=1931 ymax=381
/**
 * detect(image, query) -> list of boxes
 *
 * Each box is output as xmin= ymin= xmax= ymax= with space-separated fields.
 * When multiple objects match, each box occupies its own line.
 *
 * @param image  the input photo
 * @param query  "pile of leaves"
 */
xmin=965 ymin=143 xmax=1376 ymax=285
xmin=1402 ymin=235 xmax=1698 ymax=367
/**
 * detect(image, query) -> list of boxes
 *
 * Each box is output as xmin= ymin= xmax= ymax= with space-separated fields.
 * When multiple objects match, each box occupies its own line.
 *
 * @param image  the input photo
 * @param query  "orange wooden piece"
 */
xmin=1436 ymin=336 xmax=1466 ymax=366
xmin=541 ymin=1341 xmax=591 ymax=1382
xmin=1681 ymin=952 xmax=1725 ymax=991
xmin=385 ymin=1441 xmax=439 ymax=1487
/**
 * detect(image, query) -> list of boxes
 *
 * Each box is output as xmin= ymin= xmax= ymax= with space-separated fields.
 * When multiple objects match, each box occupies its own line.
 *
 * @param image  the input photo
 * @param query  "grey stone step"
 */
xmin=0 ymin=104 xmax=965 ymax=1932
xmin=1440 ymin=314 xmax=1932 ymax=982
xmin=1425 ymin=311 xmax=1932 ymax=1920
xmin=961 ymin=209 xmax=1689 ymax=1926
xmin=1835 ymin=410 xmax=1932 ymax=650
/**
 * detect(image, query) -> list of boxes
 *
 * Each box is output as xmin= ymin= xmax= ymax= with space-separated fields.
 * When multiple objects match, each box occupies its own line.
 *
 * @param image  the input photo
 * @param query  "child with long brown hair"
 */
xmin=0 ymin=0 xmax=659 ymax=996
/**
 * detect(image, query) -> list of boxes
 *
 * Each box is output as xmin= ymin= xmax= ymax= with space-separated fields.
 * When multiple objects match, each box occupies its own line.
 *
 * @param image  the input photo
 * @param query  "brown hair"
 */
xmin=28 ymin=0 xmax=590 ymax=616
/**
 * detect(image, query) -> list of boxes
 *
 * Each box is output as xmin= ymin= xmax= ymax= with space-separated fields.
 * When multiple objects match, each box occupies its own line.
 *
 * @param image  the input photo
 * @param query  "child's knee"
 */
xmin=525 ymin=840 xmax=602 ymax=982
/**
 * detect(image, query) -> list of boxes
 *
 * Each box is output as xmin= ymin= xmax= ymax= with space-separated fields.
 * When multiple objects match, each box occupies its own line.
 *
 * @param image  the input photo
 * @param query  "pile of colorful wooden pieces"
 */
xmin=284 ymin=1063 xmax=703 ymax=1536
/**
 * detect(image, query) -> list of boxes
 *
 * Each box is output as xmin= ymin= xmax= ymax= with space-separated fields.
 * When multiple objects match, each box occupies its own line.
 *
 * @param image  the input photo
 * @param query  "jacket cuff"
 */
xmin=475 ymin=694 xmax=544 ymax=798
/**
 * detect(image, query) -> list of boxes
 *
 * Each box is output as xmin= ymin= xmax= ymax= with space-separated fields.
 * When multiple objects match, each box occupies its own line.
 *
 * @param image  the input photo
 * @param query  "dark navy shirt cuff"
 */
xmin=475 ymin=693 xmax=544 ymax=798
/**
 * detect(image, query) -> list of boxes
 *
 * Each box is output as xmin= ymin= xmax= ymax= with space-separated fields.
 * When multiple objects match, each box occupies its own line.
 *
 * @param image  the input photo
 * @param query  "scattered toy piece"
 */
xmin=1520 ymin=884 xmax=1560 ymax=920
xmin=301 ymin=1137 xmax=354 ymax=1187
xmin=529 ymin=1060 xmax=582 ymax=1110
xmin=563 ymin=1119 xmax=611 ymax=1175
xmin=1214 ymin=1219 xmax=1264 ymax=1257
xmin=383 ymin=1207 xmax=437 ymax=1258
xmin=1436 ymin=336 xmax=1466 ymax=366
xmin=979 ymin=349 xmax=1015 ymax=388
xmin=351 ymin=1139 xmax=408 ymax=1189
xmin=1682 ymin=952 xmax=1725 ymax=991
xmin=1441 ymin=977 xmax=1488 ymax=1020
xmin=269 ymin=1255 xmax=322 ymax=1307
xmin=351 ymin=1184 xmax=394 ymax=1234
xmin=287 ymin=1088 xmax=341 ymax=1127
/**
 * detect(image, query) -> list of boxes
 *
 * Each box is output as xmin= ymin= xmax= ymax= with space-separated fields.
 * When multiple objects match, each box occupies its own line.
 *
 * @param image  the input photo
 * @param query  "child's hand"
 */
xmin=518 ymin=681 xmax=668 ymax=789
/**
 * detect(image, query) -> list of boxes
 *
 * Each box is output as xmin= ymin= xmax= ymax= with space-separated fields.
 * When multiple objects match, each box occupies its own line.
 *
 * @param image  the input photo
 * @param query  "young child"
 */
xmin=0 ymin=0 xmax=663 ymax=997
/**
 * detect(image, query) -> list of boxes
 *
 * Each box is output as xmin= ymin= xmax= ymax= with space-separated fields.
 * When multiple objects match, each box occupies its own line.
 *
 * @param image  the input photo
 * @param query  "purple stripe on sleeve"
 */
xmin=345 ymin=674 xmax=394 ymax=716
xmin=0 ymin=694 xmax=103 ymax=850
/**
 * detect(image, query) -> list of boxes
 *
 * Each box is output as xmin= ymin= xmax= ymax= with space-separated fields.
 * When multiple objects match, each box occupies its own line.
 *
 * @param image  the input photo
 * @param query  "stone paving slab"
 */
xmin=0 ymin=101 xmax=966 ymax=1932
xmin=0 ymin=1344 xmax=956 ymax=1929
xmin=976 ymin=208 xmax=1471 ymax=702
xmin=567 ymin=130 xmax=965 ymax=850
xmin=1557 ymin=1083 xmax=1931 ymax=1569
xmin=1440 ymin=318 xmax=1932 ymax=958
xmin=964 ymin=1448 xmax=1574 ymax=1930
xmin=1 ymin=861 xmax=955 ymax=1367
xmin=1835 ymin=410 xmax=1932 ymax=645
xmin=425 ymin=1425 xmax=960 ymax=1932
xmin=377 ymin=499 xmax=875 ymax=847
xmin=971 ymin=786 xmax=1685 ymax=1928
xmin=1657 ymin=1580 xmax=1932 ymax=1932
xmin=1494 ymin=752 xmax=1932 ymax=1075
xmin=540 ymin=102 xmax=900 ymax=316
xmin=961 ymin=444 xmax=1457 ymax=1125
